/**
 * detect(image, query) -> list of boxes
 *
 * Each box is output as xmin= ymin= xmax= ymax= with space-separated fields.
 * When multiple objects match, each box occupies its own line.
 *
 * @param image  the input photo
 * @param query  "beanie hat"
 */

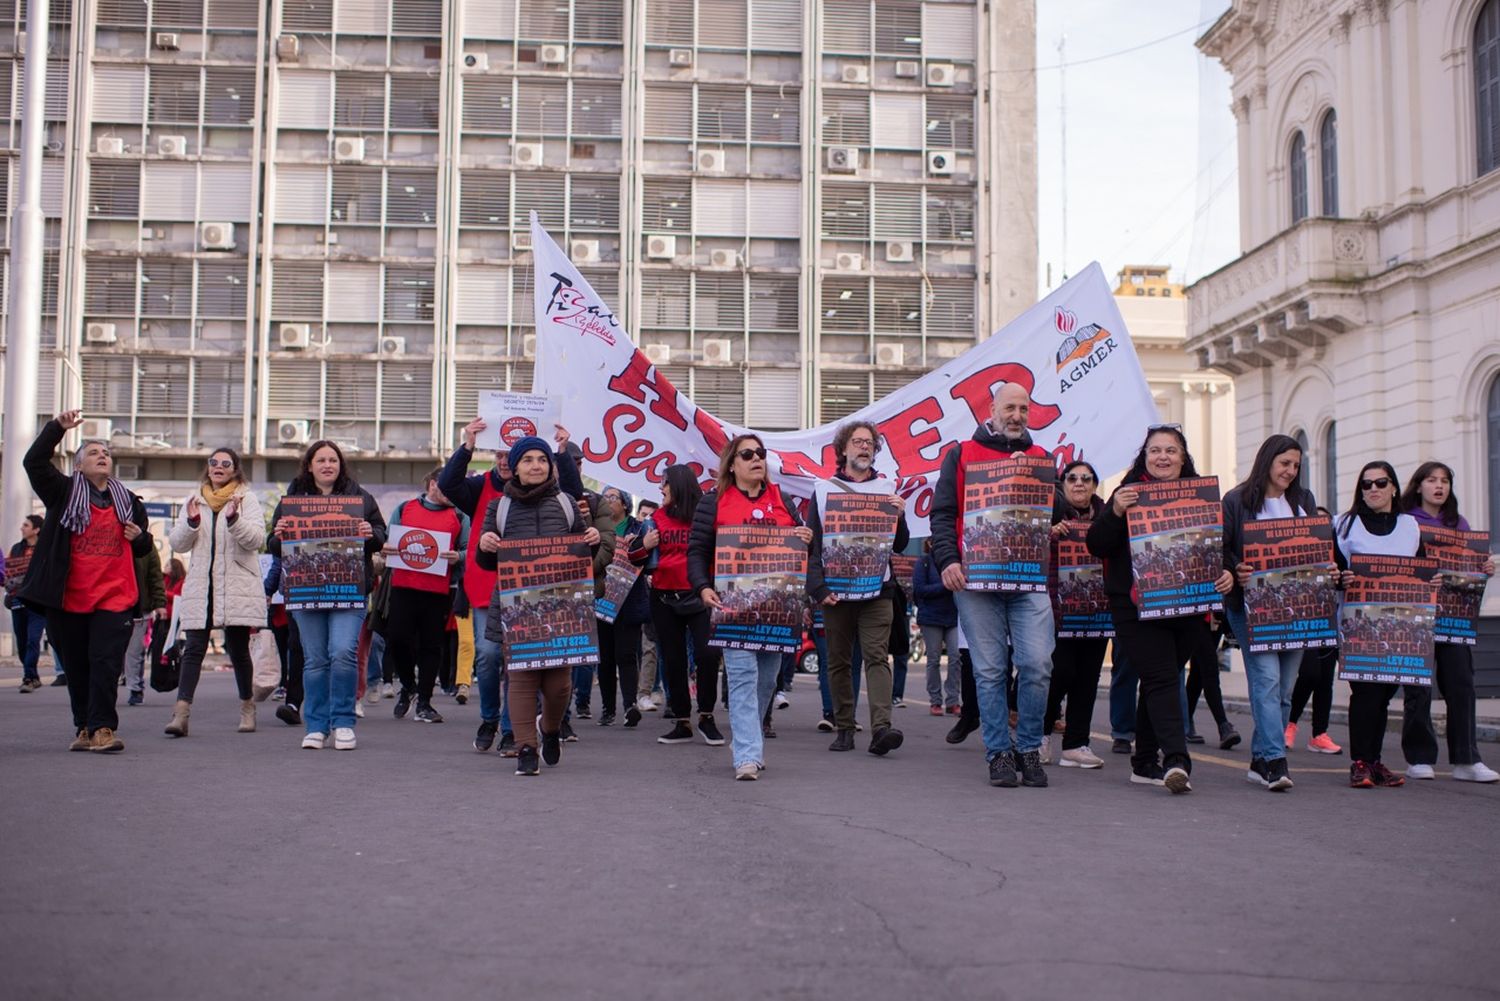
xmin=507 ymin=435 xmax=554 ymax=477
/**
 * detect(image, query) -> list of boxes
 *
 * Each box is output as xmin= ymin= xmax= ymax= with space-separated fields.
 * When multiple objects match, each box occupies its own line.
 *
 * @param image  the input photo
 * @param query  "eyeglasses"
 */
xmin=846 ymin=437 xmax=876 ymax=448
xmin=1359 ymin=477 xmax=1391 ymax=491
xmin=1064 ymin=474 xmax=1096 ymax=484
xmin=207 ymin=458 xmax=236 ymax=469
xmin=736 ymin=447 xmax=768 ymax=461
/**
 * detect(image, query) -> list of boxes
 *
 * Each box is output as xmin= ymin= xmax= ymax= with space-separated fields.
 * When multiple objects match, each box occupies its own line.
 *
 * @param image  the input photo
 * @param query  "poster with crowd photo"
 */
xmin=1338 ymin=555 xmax=1439 ymax=686
xmin=278 ymin=496 xmax=367 ymax=610
xmin=1419 ymin=527 xmax=1491 ymax=645
xmin=595 ymin=542 xmax=643 ymax=624
xmin=1240 ymin=517 xmax=1340 ymax=652
xmin=889 ymin=553 xmax=917 ymax=604
xmin=959 ymin=455 xmax=1055 ymax=592
xmin=710 ymin=525 xmax=808 ymax=652
xmin=490 ymin=537 xmax=598 ymax=671
xmin=3 ymin=549 xmax=32 ymax=593
xmin=1055 ymin=521 xmax=1113 ymax=638
xmin=815 ymin=481 xmax=901 ymax=600
xmin=1125 ymin=477 xmax=1224 ymax=619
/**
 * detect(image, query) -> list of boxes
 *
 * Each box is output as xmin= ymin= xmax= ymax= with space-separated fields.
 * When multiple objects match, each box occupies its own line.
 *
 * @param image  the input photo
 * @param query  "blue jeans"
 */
xmin=1225 ymin=605 xmax=1300 ymax=762
xmin=367 ymin=632 xmax=385 ymax=686
xmin=10 ymin=605 xmax=45 ymax=680
xmin=293 ymin=608 xmax=364 ymax=735
xmin=953 ymin=590 xmax=1055 ymax=760
xmin=1109 ymin=653 xmax=1137 ymax=740
xmin=471 ymin=606 xmax=512 ymax=732
xmin=573 ymin=662 xmax=595 ymax=711
xmin=723 ymin=648 xmax=781 ymax=769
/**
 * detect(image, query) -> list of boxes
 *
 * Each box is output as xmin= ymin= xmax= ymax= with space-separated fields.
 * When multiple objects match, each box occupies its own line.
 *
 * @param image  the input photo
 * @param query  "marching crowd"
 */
xmin=4 ymin=379 xmax=1497 ymax=792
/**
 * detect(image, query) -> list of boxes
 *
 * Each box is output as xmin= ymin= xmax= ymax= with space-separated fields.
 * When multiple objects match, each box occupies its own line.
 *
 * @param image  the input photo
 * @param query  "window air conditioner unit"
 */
xmin=894 ymin=60 xmax=920 ymax=79
xmin=380 ymin=335 xmax=406 ymax=356
xmin=840 ymin=64 xmax=869 ymax=84
xmin=826 ymin=146 xmax=858 ymax=173
xmin=279 ymin=323 xmax=312 ymax=350
xmin=926 ymin=150 xmax=955 ymax=175
xmin=115 ymin=461 xmax=142 ymax=480
xmin=278 ymin=419 xmax=310 ymax=445
xmin=875 ymin=342 xmax=905 ymax=367
xmin=835 ymin=252 xmax=863 ymax=272
xmin=927 ymin=63 xmax=957 ymax=87
xmin=570 ymin=239 xmax=600 ymax=264
xmin=462 ymin=52 xmax=489 ymax=72
xmin=514 ymin=141 xmax=543 ymax=166
xmin=276 ymin=34 xmax=300 ymax=60
xmin=539 ymin=44 xmax=567 ymax=65
xmin=334 ymin=136 xmax=366 ymax=162
xmin=696 ymin=149 xmax=726 ymax=173
xmin=512 ymin=231 xmax=534 ymax=251
xmin=154 ymin=32 xmax=180 ymax=51
xmin=521 ymin=334 xmax=537 ymax=358
xmin=709 ymin=248 xmax=739 ymax=268
xmin=96 ymin=136 xmax=125 ymax=156
xmin=157 ymin=134 xmax=187 ymax=156
xmin=643 ymin=343 xmax=671 ymax=366
xmin=645 ymin=234 xmax=676 ymax=260
xmin=701 ymin=338 xmax=732 ymax=365
xmin=199 ymin=222 xmax=235 ymax=250
xmin=80 ymin=418 xmax=113 ymax=440
xmin=668 ymin=48 xmax=693 ymax=67
xmin=85 ymin=321 xmax=118 ymax=344
xmin=885 ymin=240 xmax=914 ymax=263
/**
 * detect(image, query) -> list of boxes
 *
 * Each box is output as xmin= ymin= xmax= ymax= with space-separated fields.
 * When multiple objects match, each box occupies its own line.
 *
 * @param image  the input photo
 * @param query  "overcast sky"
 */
xmin=1035 ymin=0 xmax=1238 ymax=294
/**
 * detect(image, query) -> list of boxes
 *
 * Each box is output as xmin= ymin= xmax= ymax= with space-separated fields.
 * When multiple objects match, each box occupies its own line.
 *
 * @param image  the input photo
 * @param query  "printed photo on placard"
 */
xmin=959 ymin=455 xmax=1055 ymax=592
xmin=1338 ymin=554 xmax=1439 ymax=686
xmin=710 ymin=525 xmax=808 ymax=652
xmin=282 ymin=539 xmax=366 ymax=610
xmin=1419 ymin=527 xmax=1491 ymax=645
xmin=816 ymin=482 xmax=900 ymax=600
xmin=1126 ymin=476 xmax=1223 ymax=618
xmin=889 ymin=553 xmax=917 ymax=604
xmin=3 ymin=550 xmax=32 ymax=592
xmin=595 ymin=542 xmax=643 ymax=624
xmin=489 ymin=536 xmax=597 ymax=671
xmin=1055 ymin=521 xmax=1113 ymax=638
xmin=1240 ymin=516 xmax=1339 ymax=652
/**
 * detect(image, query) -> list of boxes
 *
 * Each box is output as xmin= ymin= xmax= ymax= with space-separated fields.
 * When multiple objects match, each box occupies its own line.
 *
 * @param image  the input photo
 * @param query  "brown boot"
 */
xmin=238 ymin=699 xmax=256 ymax=733
xmin=90 ymin=727 xmax=125 ymax=753
xmin=164 ymin=699 xmax=191 ymax=737
xmin=69 ymin=728 xmax=91 ymax=751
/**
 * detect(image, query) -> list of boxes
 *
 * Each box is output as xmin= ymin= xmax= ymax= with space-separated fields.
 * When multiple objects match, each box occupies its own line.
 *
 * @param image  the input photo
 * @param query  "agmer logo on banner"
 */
xmin=528 ymin=212 xmax=1159 ymax=535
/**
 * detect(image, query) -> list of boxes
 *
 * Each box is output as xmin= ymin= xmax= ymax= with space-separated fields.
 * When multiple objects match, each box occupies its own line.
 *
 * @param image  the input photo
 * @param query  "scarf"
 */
xmin=503 ymin=473 xmax=559 ymax=504
xmin=60 ymin=473 xmax=135 ymax=536
xmin=201 ymin=481 xmax=239 ymax=513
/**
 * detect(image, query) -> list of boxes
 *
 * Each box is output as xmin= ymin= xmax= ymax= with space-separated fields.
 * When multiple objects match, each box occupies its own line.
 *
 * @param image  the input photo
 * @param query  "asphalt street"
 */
xmin=3 ymin=670 xmax=1499 ymax=1001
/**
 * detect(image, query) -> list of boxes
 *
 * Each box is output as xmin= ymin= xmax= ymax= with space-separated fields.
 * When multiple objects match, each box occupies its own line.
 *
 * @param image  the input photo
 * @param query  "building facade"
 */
xmin=0 ymin=0 xmax=1037 ymax=486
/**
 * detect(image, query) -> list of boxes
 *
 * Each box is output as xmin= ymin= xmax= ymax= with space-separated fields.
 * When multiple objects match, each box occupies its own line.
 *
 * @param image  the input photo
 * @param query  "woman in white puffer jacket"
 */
xmin=162 ymin=448 xmax=266 ymax=737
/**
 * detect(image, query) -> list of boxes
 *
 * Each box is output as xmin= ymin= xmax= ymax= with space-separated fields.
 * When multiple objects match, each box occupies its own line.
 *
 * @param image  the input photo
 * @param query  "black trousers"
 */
xmin=597 ymin=619 xmax=642 ymax=715
xmin=1348 ymin=680 xmax=1399 ymax=763
xmin=1045 ymin=638 xmax=1109 ymax=750
xmin=1401 ymin=643 xmax=1479 ymax=766
xmin=1184 ymin=627 xmax=1227 ymax=728
xmin=46 ymin=607 xmax=133 ymax=734
xmin=651 ymin=592 xmax=721 ymax=718
xmin=286 ymin=614 xmax=304 ymax=710
xmin=381 ymin=587 xmax=450 ymax=703
xmin=1114 ymin=614 xmax=1200 ymax=773
xmin=178 ymin=625 xmax=254 ymax=702
xmin=1289 ymin=646 xmax=1336 ymax=735
xmin=959 ymin=647 xmax=978 ymax=725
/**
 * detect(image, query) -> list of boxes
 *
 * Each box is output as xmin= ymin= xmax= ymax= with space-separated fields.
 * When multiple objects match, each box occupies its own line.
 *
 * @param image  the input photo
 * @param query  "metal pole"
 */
xmin=1 ymin=0 xmax=51 ymax=540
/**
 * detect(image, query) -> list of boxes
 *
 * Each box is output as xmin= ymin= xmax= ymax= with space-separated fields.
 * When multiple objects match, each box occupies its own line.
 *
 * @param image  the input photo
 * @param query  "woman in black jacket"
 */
xmin=18 ymin=411 xmax=154 ymax=753
xmin=1043 ymin=461 xmax=1109 ymax=769
xmin=267 ymin=440 xmax=387 ymax=751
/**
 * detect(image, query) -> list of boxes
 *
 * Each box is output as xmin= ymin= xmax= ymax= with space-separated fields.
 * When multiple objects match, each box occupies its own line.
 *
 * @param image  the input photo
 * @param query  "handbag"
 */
xmin=658 ymin=588 xmax=706 ymax=617
xmin=249 ymin=628 xmax=282 ymax=701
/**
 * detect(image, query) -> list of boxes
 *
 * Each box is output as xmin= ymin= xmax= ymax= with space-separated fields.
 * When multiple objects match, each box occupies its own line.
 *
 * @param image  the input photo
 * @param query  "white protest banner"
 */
xmin=476 ymin=390 xmax=562 ymax=451
xmin=386 ymin=525 xmax=453 ymax=577
xmin=529 ymin=212 xmax=1158 ymax=536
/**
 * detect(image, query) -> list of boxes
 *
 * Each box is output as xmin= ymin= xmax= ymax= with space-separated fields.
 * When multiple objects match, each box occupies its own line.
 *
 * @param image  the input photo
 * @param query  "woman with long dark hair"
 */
xmin=1222 ymin=433 xmax=1319 ymax=791
xmin=267 ymin=440 xmax=386 ymax=751
xmin=1397 ymin=462 xmax=1498 ymax=783
xmin=641 ymin=464 xmax=725 ymax=746
xmin=1042 ymin=460 xmax=1109 ymax=769
xmin=1086 ymin=426 xmax=1233 ymax=794
xmin=1335 ymin=461 xmax=1419 ymax=788
xmin=6 ymin=514 xmax=46 ymax=692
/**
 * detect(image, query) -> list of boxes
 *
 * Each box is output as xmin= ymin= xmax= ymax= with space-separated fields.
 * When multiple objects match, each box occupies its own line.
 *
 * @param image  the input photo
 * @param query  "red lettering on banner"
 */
xmin=878 ymin=397 xmax=946 ymax=477
xmin=776 ymin=444 xmax=840 ymax=479
xmin=582 ymin=404 xmax=643 ymax=463
xmin=948 ymin=364 xmax=1062 ymax=428
xmin=605 ymin=352 xmax=690 ymax=431
xmin=692 ymin=407 xmax=729 ymax=455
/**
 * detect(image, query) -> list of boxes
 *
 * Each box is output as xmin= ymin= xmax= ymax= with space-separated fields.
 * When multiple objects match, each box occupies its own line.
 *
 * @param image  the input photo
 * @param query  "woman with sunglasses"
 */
xmin=1397 ymin=462 xmax=1498 ymax=783
xmin=1221 ymin=433 xmax=1319 ymax=791
xmin=1087 ymin=425 xmax=1233 ymax=794
xmin=688 ymin=435 xmax=813 ymax=780
xmin=1334 ymin=462 xmax=1421 ymax=788
xmin=163 ymin=449 xmax=266 ymax=737
xmin=1042 ymin=461 xmax=1108 ymax=769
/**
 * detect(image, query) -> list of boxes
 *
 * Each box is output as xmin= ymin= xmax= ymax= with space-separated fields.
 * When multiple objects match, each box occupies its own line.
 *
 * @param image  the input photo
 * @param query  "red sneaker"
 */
xmin=1349 ymin=760 xmax=1374 ymax=788
xmin=929 ymin=704 xmax=944 ymax=716
xmin=1369 ymin=761 xmax=1405 ymax=787
xmin=946 ymin=704 xmax=961 ymax=716
xmin=1284 ymin=722 xmax=1297 ymax=750
xmin=1307 ymin=732 xmax=1342 ymax=755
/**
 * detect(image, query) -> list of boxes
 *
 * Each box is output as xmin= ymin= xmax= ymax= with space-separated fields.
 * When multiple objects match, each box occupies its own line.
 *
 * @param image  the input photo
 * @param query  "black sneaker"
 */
xmin=276 ymin=704 xmax=302 ymax=727
xmin=1164 ymin=765 xmax=1192 ymax=794
xmin=624 ymin=706 xmax=642 ymax=728
xmin=1218 ymin=719 xmax=1242 ymax=750
xmin=541 ymin=730 xmax=561 ymax=766
xmin=473 ymin=719 xmax=499 ymax=752
xmin=515 ymin=745 xmax=540 ymax=775
xmin=945 ymin=715 xmax=979 ymax=745
xmin=498 ymin=731 xmax=517 ymax=756
xmin=454 ymin=685 xmax=468 ymax=705
xmin=829 ymin=729 xmax=856 ymax=752
xmin=762 ymin=720 xmax=777 ymax=739
xmin=659 ymin=721 xmax=693 ymax=744
xmin=560 ymin=719 xmax=578 ymax=743
xmin=414 ymin=704 xmax=444 ymax=724
xmin=126 ymin=690 xmax=143 ymax=706
xmin=698 ymin=715 xmax=725 ymax=746
xmin=1185 ymin=729 xmax=1205 ymax=744
xmin=868 ymin=726 xmax=904 ymax=756
xmin=816 ymin=713 xmax=835 ymax=733
xmin=1130 ymin=764 xmax=1166 ymax=786
xmin=988 ymin=751 xmax=1018 ymax=787
xmin=50 ymin=674 xmax=68 ymax=687
xmin=394 ymin=688 xmax=414 ymax=719
xmin=1017 ymin=749 xmax=1048 ymax=787
xmin=1112 ymin=738 xmax=1133 ymax=754
xmin=1266 ymin=756 xmax=1294 ymax=791
xmin=575 ymin=706 xmax=592 ymax=719
xmin=1246 ymin=757 xmax=1272 ymax=788
xmin=598 ymin=711 xmax=616 ymax=727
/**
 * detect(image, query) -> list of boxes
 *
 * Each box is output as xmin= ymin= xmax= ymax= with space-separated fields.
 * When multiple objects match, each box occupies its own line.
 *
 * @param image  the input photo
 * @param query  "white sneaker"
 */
xmin=773 ymin=691 xmax=790 ymax=710
xmin=364 ymin=688 xmax=381 ymax=706
xmin=637 ymin=696 xmax=657 ymax=712
xmin=1453 ymin=762 xmax=1500 ymax=783
xmin=354 ymin=701 xmax=365 ymax=718
xmin=1038 ymin=735 xmax=1052 ymax=764
xmin=1059 ymin=746 xmax=1104 ymax=769
xmin=382 ymin=682 xmax=396 ymax=699
xmin=301 ymin=732 xmax=326 ymax=750
xmin=1406 ymin=763 xmax=1436 ymax=780
xmin=333 ymin=727 xmax=357 ymax=750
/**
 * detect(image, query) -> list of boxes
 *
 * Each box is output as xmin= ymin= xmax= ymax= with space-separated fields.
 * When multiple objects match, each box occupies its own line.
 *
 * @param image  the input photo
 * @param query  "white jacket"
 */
xmin=169 ymin=485 xmax=267 ymax=630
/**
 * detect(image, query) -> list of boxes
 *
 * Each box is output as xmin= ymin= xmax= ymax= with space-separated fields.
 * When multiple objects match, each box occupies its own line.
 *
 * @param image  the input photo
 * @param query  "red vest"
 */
xmin=463 ymin=473 xmax=506 ymax=609
xmin=650 ymin=507 xmax=694 ymax=591
xmin=715 ymin=483 xmax=796 ymax=528
xmin=64 ymin=503 xmax=139 ymax=614
xmin=952 ymin=439 xmax=1049 ymax=560
xmin=390 ymin=499 xmax=463 ymax=595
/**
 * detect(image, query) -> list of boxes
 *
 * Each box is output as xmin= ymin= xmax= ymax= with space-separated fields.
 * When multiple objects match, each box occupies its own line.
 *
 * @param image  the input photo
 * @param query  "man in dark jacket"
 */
xmin=929 ymin=382 xmax=1056 ymax=789
xmin=124 ymin=549 xmax=167 ymax=705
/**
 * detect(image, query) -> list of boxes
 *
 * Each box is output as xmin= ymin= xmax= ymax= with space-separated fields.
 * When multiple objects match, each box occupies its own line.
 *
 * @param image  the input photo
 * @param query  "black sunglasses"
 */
xmin=1064 ymin=474 xmax=1095 ymax=484
xmin=736 ymin=447 xmax=768 ymax=461
xmin=1359 ymin=477 xmax=1391 ymax=491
